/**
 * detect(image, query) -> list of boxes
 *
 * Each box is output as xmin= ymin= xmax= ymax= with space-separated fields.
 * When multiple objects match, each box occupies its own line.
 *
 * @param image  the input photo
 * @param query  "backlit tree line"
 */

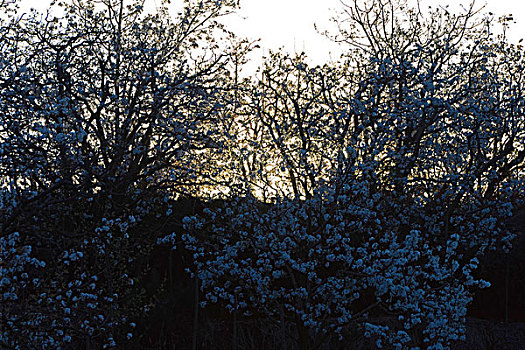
xmin=1 ymin=0 xmax=524 ymax=349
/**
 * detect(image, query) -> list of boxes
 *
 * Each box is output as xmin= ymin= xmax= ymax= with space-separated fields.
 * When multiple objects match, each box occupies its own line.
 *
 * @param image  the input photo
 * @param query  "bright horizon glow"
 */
xmin=13 ymin=0 xmax=525 ymax=67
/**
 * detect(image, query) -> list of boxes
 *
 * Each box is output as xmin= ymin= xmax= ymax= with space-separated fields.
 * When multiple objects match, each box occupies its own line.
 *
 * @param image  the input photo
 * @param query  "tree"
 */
xmin=177 ymin=1 xmax=525 ymax=349
xmin=0 ymin=0 xmax=246 ymax=348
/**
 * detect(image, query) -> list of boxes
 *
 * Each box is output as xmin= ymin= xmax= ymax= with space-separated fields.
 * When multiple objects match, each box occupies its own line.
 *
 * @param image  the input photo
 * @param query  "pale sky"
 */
xmin=14 ymin=0 xmax=525 ymax=67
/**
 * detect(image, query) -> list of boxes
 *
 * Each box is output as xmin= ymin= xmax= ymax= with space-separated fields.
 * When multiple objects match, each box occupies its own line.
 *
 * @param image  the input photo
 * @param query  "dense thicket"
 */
xmin=1 ymin=0 xmax=524 ymax=349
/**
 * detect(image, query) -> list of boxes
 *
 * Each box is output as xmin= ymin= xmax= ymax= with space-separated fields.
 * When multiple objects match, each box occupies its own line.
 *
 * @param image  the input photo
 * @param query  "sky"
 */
xmin=224 ymin=0 xmax=525 ymax=66
xmin=14 ymin=0 xmax=525 ymax=67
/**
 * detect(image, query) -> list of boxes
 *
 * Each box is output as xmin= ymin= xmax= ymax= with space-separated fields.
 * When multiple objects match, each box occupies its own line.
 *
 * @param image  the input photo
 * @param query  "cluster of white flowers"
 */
xmin=0 ymin=213 xmax=144 ymax=349
xmin=179 ymin=173 xmax=511 ymax=348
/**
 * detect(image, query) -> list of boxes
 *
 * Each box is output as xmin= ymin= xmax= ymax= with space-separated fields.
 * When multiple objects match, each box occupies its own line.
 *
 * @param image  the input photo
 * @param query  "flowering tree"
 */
xmin=0 ymin=0 xmax=245 ymax=348
xmin=2 ymin=0 xmax=525 ymax=348
xmin=176 ymin=1 xmax=525 ymax=349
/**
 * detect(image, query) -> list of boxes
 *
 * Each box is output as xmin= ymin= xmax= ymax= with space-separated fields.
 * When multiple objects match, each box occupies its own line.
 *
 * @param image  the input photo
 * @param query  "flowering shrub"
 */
xmin=1 ymin=232 xmax=48 ymax=347
xmin=0 ymin=198 xmax=160 ymax=348
xmin=180 ymin=177 xmax=516 ymax=348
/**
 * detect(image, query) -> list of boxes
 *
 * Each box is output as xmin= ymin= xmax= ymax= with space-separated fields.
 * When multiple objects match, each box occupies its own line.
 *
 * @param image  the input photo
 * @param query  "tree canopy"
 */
xmin=1 ymin=0 xmax=524 ymax=349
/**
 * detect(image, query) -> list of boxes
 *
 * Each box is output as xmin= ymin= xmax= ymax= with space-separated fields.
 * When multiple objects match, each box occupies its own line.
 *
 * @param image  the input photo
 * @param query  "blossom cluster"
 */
xmin=179 ymin=176 xmax=509 ymax=348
